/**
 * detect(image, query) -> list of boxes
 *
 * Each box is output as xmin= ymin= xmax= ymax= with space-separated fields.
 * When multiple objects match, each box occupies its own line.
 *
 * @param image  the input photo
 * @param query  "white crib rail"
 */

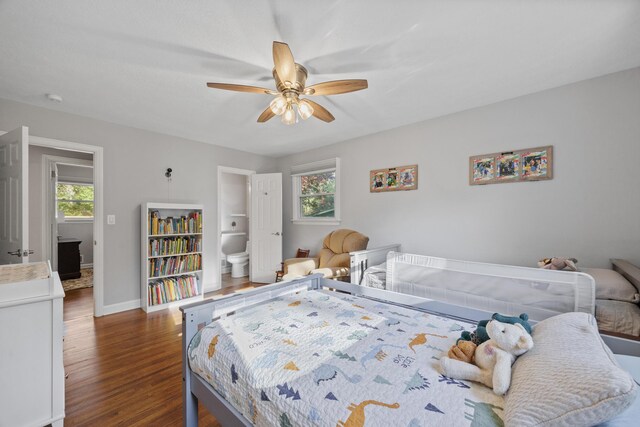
xmin=386 ymin=252 xmax=595 ymax=321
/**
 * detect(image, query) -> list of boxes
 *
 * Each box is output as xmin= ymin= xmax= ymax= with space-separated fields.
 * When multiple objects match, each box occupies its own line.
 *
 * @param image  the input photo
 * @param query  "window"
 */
xmin=292 ymin=158 xmax=340 ymax=224
xmin=57 ymin=182 xmax=94 ymax=220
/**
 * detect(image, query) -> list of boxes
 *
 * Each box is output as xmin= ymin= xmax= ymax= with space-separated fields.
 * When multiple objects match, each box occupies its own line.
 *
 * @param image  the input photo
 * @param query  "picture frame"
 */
xmin=469 ymin=146 xmax=553 ymax=185
xmin=370 ymin=164 xmax=418 ymax=192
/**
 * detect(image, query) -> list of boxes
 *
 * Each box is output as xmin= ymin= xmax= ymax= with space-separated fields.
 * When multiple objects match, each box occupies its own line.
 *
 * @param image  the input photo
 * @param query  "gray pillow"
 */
xmin=505 ymin=312 xmax=637 ymax=427
xmin=611 ymin=259 xmax=640 ymax=292
xmin=583 ymin=268 xmax=640 ymax=303
xmin=595 ymin=299 xmax=640 ymax=336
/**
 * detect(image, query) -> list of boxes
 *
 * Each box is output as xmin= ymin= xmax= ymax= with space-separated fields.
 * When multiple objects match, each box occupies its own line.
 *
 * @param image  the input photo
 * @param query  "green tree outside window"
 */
xmin=57 ymin=183 xmax=94 ymax=219
xmin=299 ymin=171 xmax=336 ymax=218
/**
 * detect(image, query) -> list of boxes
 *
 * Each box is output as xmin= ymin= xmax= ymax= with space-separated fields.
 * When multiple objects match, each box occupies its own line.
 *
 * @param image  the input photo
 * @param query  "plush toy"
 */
xmin=447 ymin=340 xmax=477 ymax=363
xmin=459 ymin=313 xmax=532 ymax=346
xmin=440 ymin=319 xmax=534 ymax=395
xmin=538 ymin=257 xmax=578 ymax=271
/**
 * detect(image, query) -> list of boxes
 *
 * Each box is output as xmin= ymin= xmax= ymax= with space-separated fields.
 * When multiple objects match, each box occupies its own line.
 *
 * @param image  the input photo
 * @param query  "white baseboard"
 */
xmin=203 ymin=280 xmax=220 ymax=294
xmin=81 ymin=263 xmax=93 ymax=269
xmin=221 ymin=265 xmax=231 ymax=274
xmin=102 ymin=298 xmax=141 ymax=316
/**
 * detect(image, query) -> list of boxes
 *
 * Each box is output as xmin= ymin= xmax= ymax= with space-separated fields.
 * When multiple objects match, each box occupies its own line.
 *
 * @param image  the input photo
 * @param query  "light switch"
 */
xmin=107 ymin=215 xmax=116 ymax=225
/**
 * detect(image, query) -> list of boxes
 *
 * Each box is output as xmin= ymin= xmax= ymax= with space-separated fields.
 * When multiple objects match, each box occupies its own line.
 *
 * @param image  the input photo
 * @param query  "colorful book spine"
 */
xmin=148 ymin=210 xmax=202 ymax=235
xmin=147 ymin=274 xmax=199 ymax=306
xmin=148 ymin=236 xmax=202 ymax=257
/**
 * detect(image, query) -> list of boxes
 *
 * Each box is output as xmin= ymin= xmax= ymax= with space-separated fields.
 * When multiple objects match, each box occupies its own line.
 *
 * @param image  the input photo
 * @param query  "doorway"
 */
xmin=217 ymin=166 xmax=254 ymax=288
xmin=42 ymin=154 xmax=94 ymax=292
xmin=29 ymin=135 xmax=105 ymax=317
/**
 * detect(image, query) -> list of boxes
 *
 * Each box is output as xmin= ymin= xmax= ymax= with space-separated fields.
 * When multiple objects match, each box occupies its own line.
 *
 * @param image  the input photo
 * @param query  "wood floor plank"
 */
xmin=63 ymin=280 xmax=264 ymax=426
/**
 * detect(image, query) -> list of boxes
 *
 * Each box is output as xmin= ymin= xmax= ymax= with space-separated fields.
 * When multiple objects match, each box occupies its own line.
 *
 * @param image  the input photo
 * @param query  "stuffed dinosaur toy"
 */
xmin=440 ymin=319 xmax=534 ymax=395
xmin=538 ymin=257 xmax=578 ymax=271
xmin=458 ymin=313 xmax=532 ymax=346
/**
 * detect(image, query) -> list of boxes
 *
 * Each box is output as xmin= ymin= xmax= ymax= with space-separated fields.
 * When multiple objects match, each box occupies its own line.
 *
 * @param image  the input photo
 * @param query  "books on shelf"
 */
xmin=148 ymin=274 xmax=199 ymax=306
xmin=148 ymin=236 xmax=202 ymax=257
xmin=148 ymin=210 xmax=202 ymax=235
xmin=148 ymin=254 xmax=201 ymax=278
xmin=143 ymin=203 xmax=204 ymax=313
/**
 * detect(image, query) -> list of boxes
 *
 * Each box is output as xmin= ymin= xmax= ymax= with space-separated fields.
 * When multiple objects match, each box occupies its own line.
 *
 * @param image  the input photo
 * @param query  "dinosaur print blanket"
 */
xmin=188 ymin=289 xmax=505 ymax=427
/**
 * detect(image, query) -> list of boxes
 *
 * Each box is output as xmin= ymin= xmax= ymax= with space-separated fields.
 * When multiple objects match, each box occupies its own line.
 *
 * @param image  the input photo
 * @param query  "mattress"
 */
xmin=188 ymin=289 xmax=504 ymax=426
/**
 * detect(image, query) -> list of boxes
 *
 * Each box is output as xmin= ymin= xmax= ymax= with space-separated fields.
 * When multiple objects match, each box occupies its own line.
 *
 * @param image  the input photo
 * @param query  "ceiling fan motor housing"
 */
xmin=273 ymin=63 xmax=308 ymax=94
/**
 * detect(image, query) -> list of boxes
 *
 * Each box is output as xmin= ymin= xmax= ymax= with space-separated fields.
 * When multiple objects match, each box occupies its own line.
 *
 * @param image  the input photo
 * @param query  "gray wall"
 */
xmin=28 ymin=145 xmax=93 ymax=264
xmin=277 ymin=68 xmax=640 ymax=268
xmin=1 ymin=98 xmax=275 ymax=308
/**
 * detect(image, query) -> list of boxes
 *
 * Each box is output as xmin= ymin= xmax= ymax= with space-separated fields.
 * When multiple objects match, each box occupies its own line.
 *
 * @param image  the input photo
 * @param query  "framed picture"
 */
xmin=496 ymin=153 xmax=520 ymax=181
xmin=472 ymin=157 xmax=495 ymax=182
xmin=370 ymin=164 xmax=418 ymax=192
xmin=521 ymin=148 xmax=550 ymax=179
xmin=469 ymin=146 xmax=553 ymax=185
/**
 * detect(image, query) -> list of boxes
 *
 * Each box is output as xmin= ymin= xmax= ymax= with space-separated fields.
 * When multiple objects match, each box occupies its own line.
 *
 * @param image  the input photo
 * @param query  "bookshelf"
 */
xmin=141 ymin=202 xmax=204 ymax=313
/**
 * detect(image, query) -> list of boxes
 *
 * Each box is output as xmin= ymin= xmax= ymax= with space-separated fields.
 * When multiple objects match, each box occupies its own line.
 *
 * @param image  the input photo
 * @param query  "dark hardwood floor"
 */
xmin=63 ymin=280 xmax=264 ymax=426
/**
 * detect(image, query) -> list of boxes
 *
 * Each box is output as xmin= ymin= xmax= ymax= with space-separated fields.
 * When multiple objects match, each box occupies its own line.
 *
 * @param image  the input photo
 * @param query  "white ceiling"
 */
xmin=1 ymin=1 xmax=639 ymax=157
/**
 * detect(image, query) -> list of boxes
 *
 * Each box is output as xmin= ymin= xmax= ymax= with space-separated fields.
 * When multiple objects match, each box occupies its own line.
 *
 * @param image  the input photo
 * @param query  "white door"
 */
xmin=0 ymin=126 xmax=29 ymax=264
xmin=250 ymin=173 xmax=282 ymax=283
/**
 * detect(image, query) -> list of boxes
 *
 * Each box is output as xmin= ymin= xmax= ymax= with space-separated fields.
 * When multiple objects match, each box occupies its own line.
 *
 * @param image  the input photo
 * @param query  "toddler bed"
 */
xmin=182 ymin=272 xmax=639 ymax=426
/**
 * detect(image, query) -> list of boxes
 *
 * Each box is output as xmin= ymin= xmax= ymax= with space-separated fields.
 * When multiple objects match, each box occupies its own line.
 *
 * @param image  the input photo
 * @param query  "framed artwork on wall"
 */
xmin=469 ymin=146 xmax=553 ymax=185
xmin=370 ymin=164 xmax=418 ymax=192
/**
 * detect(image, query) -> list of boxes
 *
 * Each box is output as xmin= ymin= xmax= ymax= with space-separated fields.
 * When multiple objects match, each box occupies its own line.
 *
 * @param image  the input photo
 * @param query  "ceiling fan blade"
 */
xmin=305 ymin=79 xmax=368 ymax=96
xmin=257 ymin=106 xmax=276 ymax=123
xmin=207 ymin=83 xmax=273 ymax=94
xmin=272 ymin=41 xmax=296 ymax=86
xmin=304 ymin=99 xmax=335 ymax=123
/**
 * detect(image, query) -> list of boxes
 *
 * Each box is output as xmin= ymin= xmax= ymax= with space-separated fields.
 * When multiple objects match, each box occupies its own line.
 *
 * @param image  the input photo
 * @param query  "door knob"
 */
xmin=271 ymin=232 xmax=281 ymax=236
xmin=7 ymin=249 xmax=22 ymax=257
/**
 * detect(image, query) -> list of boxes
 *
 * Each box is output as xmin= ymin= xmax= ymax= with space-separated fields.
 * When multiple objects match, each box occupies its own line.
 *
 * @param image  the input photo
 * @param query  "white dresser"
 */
xmin=0 ymin=262 xmax=65 ymax=427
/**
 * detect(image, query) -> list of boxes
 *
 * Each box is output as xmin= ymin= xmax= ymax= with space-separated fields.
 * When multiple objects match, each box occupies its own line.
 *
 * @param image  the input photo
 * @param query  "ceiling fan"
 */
xmin=206 ymin=41 xmax=368 ymax=125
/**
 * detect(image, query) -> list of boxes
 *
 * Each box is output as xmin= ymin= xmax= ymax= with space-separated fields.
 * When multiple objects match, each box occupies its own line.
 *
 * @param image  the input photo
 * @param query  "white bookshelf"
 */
xmin=141 ymin=202 xmax=204 ymax=313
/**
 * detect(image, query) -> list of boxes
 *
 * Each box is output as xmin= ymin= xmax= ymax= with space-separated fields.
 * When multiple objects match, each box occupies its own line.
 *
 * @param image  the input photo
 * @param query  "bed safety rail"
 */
xmin=385 ymin=252 xmax=596 ymax=322
xmin=350 ymin=243 xmax=401 ymax=285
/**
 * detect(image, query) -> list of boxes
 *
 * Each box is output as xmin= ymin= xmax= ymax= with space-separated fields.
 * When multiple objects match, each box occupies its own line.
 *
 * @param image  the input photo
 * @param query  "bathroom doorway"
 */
xmin=217 ymin=166 xmax=254 ymax=288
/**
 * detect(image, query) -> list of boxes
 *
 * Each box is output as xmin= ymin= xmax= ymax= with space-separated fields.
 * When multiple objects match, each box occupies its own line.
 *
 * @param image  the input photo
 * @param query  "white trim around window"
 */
xmin=291 ymin=158 xmax=341 ymax=225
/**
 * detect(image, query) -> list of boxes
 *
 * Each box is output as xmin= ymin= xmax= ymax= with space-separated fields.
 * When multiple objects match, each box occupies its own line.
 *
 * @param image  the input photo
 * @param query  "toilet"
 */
xmin=226 ymin=241 xmax=249 ymax=278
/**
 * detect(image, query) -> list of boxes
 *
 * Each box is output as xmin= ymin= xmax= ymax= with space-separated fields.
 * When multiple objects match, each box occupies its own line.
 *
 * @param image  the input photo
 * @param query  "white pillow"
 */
xmin=505 ymin=312 xmax=637 ymax=427
xmin=583 ymin=268 xmax=640 ymax=303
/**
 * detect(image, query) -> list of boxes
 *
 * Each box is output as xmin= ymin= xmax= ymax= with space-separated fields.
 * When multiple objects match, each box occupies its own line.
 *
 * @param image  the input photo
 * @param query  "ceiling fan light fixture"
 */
xmin=206 ymin=41 xmax=368 ymax=125
xmin=269 ymin=96 xmax=287 ymax=115
xmin=282 ymin=104 xmax=297 ymax=125
xmin=298 ymin=99 xmax=314 ymax=120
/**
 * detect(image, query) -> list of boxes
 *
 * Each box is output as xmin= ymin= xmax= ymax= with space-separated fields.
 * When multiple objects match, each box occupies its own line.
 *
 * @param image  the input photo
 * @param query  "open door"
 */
xmin=250 ymin=173 xmax=282 ymax=283
xmin=0 ymin=126 xmax=30 ymax=264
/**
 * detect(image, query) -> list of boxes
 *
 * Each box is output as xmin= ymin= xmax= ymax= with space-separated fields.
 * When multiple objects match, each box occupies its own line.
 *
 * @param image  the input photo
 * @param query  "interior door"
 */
xmin=250 ymin=173 xmax=282 ymax=282
xmin=0 ymin=126 xmax=29 ymax=264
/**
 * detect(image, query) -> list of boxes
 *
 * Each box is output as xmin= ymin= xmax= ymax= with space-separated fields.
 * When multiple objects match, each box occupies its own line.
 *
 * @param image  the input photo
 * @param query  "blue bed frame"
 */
xmin=180 ymin=274 xmax=521 ymax=426
xmin=180 ymin=274 xmax=640 ymax=426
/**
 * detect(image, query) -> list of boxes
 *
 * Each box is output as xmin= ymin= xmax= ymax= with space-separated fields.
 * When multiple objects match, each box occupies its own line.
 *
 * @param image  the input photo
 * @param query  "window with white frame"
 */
xmin=56 ymin=182 xmax=94 ymax=220
xmin=292 ymin=158 xmax=340 ymax=223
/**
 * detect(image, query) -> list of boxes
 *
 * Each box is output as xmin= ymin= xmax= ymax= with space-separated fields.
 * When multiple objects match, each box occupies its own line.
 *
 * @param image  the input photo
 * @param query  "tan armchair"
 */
xmin=282 ymin=229 xmax=369 ymax=281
